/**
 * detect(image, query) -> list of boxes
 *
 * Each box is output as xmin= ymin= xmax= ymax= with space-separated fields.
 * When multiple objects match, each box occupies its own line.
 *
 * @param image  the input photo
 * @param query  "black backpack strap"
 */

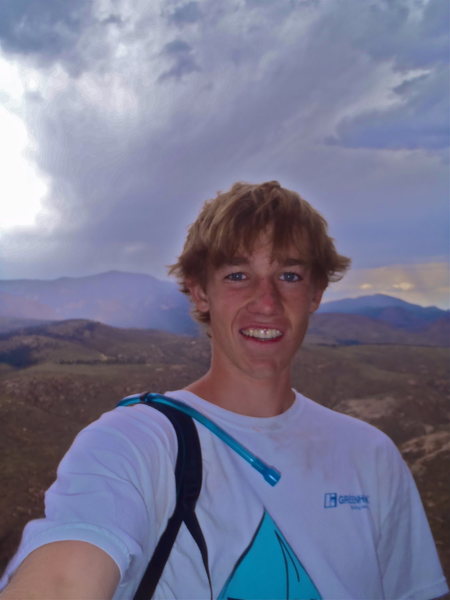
xmin=131 ymin=396 xmax=212 ymax=600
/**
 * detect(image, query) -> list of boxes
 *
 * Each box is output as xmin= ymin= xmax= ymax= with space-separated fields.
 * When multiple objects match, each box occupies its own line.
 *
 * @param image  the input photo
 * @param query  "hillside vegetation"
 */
xmin=0 ymin=319 xmax=449 ymax=583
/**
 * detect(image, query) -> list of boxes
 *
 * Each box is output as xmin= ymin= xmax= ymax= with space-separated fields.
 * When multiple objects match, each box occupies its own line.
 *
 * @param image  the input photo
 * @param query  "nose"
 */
xmin=247 ymin=277 xmax=282 ymax=315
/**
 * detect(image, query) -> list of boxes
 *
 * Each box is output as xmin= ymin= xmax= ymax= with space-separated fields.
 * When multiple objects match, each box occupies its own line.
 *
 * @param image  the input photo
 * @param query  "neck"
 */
xmin=186 ymin=367 xmax=295 ymax=417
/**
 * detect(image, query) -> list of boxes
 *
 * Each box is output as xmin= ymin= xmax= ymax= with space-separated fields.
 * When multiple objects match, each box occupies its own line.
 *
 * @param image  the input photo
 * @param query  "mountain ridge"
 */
xmin=318 ymin=293 xmax=448 ymax=333
xmin=0 ymin=271 xmax=197 ymax=336
xmin=0 ymin=272 xmax=447 ymax=339
xmin=319 ymin=292 xmax=445 ymax=312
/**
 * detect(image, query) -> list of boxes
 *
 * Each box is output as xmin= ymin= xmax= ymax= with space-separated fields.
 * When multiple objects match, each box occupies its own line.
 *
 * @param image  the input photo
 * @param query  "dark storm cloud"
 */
xmin=326 ymin=0 xmax=450 ymax=71
xmin=312 ymin=0 xmax=449 ymax=152
xmin=159 ymin=39 xmax=200 ymax=80
xmin=0 ymin=0 xmax=92 ymax=65
xmin=329 ymin=66 xmax=450 ymax=150
xmin=101 ymin=14 xmax=125 ymax=27
xmin=169 ymin=2 xmax=202 ymax=26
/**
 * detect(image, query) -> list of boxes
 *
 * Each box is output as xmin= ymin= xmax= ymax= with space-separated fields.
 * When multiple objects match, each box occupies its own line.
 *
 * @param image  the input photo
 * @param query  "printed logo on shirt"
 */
xmin=218 ymin=510 xmax=322 ymax=599
xmin=324 ymin=492 xmax=370 ymax=510
xmin=324 ymin=493 xmax=338 ymax=508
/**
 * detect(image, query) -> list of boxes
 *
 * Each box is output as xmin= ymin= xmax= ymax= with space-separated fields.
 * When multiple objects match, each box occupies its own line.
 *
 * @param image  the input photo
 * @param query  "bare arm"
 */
xmin=0 ymin=541 xmax=120 ymax=600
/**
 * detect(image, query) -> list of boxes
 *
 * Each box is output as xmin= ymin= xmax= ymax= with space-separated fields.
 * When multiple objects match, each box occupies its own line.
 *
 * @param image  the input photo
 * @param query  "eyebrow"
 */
xmin=223 ymin=257 xmax=307 ymax=267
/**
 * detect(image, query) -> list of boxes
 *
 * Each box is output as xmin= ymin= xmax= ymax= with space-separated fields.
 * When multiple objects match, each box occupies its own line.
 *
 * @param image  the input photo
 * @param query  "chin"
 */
xmin=239 ymin=360 xmax=287 ymax=381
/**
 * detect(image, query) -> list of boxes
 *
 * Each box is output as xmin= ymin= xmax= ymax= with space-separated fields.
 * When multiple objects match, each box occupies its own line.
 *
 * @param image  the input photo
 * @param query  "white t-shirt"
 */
xmin=1 ymin=390 xmax=448 ymax=599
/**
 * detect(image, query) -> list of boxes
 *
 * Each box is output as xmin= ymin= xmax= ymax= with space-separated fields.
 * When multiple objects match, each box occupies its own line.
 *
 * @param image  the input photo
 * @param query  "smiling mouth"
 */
xmin=240 ymin=327 xmax=283 ymax=341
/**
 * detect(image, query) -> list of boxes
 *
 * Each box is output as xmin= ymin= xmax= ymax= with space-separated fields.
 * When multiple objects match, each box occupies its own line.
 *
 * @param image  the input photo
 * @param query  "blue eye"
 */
xmin=225 ymin=272 xmax=246 ymax=281
xmin=280 ymin=272 xmax=302 ymax=282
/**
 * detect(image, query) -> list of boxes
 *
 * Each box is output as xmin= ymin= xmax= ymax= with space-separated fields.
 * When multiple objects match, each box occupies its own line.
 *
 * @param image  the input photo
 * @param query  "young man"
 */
xmin=1 ymin=181 xmax=447 ymax=599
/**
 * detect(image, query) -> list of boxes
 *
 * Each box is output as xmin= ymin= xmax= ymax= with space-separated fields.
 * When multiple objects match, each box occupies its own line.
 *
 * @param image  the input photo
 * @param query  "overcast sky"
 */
xmin=0 ymin=0 xmax=448 ymax=307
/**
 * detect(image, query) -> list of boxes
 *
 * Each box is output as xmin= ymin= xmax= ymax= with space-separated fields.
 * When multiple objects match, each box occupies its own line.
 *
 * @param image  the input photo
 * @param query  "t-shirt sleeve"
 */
xmin=0 ymin=406 xmax=177 ymax=593
xmin=376 ymin=439 xmax=448 ymax=599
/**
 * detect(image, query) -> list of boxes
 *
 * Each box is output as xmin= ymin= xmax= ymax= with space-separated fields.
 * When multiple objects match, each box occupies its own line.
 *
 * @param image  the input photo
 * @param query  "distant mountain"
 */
xmin=0 ymin=317 xmax=53 ymax=335
xmin=319 ymin=294 xmax=448 ymax=331
xmin=0 ymin=290 xmax=57 ymax=320
xmin=0 ymin=275 xmax=448 ymax=344
xmin=0 ymin=271 xmax=197 ymax=336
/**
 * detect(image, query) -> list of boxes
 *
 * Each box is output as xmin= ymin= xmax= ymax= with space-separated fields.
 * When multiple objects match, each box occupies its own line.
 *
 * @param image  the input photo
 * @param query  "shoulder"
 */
xmin=81 ymin=401 xmax=178 ymax=450
xmin=297 ymin=391 xmax=390 ymax=438
xmin=294 ymin=391 xmax=403 ymax=465
xmin=57 ymin=401 xmax=181 ymax=485
xmin=0 ymin=399 xmax=182 ymax=594
xmin=294 ymin=392 xmax=421 ymax=520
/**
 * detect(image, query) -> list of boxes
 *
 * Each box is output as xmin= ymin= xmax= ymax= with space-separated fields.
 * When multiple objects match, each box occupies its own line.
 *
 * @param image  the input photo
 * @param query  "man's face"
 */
xmin=190 ymin=234 xmax=323 ymax=383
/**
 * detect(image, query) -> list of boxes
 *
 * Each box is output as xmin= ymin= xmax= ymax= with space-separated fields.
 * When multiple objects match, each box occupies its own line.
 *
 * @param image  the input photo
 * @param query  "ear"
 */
xmin=309 ymin=286 xmax=324 ymax=314
xmin=188 ymin=280 xmax=209 ymax=314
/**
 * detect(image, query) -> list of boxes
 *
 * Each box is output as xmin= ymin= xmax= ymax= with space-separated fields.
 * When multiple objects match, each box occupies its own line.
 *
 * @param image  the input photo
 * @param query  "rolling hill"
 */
xmin=0 ymin=271 xmax=197 ymax=335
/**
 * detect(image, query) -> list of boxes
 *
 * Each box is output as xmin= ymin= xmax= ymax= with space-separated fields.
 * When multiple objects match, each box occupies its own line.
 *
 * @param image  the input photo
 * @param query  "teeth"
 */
xmin=241 ymin=328 xmax=282 ymax=340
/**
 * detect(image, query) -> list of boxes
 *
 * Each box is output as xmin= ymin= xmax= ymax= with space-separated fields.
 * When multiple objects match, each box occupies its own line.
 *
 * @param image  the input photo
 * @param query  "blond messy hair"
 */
xmin=169 ymin=181 xmax=350 ymax=324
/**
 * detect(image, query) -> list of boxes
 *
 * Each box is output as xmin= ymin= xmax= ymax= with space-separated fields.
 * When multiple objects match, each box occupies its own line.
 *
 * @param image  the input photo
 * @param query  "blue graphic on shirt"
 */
xmin=218 ymin=511 xmax=321 ymax=599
